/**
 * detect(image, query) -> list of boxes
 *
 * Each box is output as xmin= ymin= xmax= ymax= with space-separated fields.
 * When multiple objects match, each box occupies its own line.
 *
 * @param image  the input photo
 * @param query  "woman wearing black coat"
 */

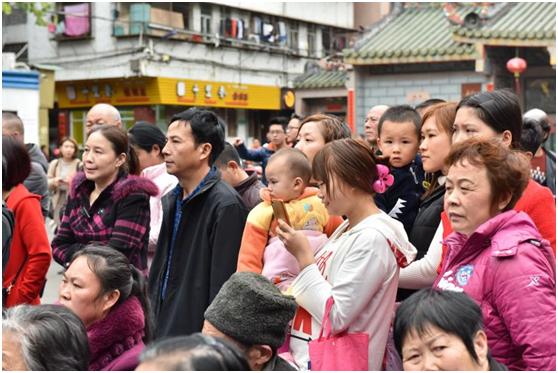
xmin=397 ymin=103 xmax=456 ymax=301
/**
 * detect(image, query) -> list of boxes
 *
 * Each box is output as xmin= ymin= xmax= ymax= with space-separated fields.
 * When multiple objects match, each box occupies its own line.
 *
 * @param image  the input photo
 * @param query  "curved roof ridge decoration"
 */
xmin=344 ymin=3 xmax=478 ymax=65
xmin=452 ymin=2 xmax=555 ymax=47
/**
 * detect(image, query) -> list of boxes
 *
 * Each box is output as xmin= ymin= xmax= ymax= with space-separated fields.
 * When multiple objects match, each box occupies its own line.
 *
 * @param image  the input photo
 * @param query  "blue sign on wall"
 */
xmin=2 ymin=70 xmax=39 ymax=90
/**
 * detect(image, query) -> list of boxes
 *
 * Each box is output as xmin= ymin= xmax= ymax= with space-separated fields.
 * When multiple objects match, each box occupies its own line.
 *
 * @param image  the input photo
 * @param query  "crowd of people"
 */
xmin=1 ymin=88 xmax=556 ymax=371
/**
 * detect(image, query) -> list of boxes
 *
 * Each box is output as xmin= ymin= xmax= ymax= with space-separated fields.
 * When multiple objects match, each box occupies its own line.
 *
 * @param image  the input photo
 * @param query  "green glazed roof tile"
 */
xmin=293 ymin=70 xmax=347 ymax=89
xmin=344 ymin=4 xmax=477 ymax=64
xmin=453 ymin=2 xmax=555 ymax=45
xmin=345 ymin=2 xmax=554 ymax=65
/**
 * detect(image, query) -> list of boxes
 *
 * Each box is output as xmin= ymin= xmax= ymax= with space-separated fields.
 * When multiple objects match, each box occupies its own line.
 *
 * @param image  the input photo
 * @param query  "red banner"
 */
xmin=58 ymin=111 xmax=68 ymax=139
xmin=347 ymin=88 xmax=355 ymax=133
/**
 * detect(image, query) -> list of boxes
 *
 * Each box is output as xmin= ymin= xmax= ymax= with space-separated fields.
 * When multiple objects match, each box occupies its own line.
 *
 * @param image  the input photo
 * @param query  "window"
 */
xmin=307 ymin=24 xmax=316 ymax=57
xmin=322 ymin=27 xmax=332 ymax=56
xmin=248 ymin=14 xmax=263 ymax=43
xmin=525 ymin=77 xmax=556 ymax=115
xmin=260 ymin=14 xmax=273 ymax=43
xmin=168 ymin=3 xmax=189 ymax=30
xmin=219 ymin=6 xmax=232 ymax=38
xmin=333 ymin=33 xmax=347 ymax=52
xmin=201 ymin=3 xmax=212 ymax=35
xmin=54 ymin=2 xmax=92 ymax=40
xmin=113 ymin=3 xmax=187 ymax=37
xmin=288 ymin=22 xmax=299 ymax=52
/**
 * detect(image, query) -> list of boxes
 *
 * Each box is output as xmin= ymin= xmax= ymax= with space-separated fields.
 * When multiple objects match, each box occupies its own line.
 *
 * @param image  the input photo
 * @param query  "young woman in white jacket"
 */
xmin=277 ymin=138 xmax=416 ymax=370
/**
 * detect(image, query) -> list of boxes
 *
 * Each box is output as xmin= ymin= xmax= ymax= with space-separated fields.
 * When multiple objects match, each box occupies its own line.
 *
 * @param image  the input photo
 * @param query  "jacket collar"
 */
xmin=421 ymin=183 xmax=445 ymax=206
xmin=172 ymin=166 xmax=220 ymax=203
xmin=444 ymin=210 xmax=540 ymax=263
xmin=71 ymin=171 xmax=121 ymax=199
xmin=71 ymin=171 xmax=158 ymax=201
xmin=87 ymin=296 xmax=145 ymax=370
xmin=235 ymin=171 xmax=259 ymax=194
xmin=140 ymin=162 xmax=167 ymax=180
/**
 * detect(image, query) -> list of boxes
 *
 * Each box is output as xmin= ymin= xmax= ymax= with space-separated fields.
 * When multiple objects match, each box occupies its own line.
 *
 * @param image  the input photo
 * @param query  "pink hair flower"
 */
xmin=373 ymin=164 xmax=394 ymax=194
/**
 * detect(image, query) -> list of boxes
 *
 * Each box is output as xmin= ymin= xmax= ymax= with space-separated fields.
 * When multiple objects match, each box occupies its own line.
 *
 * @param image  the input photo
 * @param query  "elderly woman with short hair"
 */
xmin=394 ymin=289 xmax=507 ymax=371
xmin=434 ymin=138 xmax=555 ymax=371
xmin=2 ymin=304 xmax=90 ymax=370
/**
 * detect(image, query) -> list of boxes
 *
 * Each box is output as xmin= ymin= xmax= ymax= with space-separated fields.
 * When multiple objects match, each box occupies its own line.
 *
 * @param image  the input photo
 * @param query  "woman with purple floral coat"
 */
xmin=52 ymin=126 xmax=157 ymax=272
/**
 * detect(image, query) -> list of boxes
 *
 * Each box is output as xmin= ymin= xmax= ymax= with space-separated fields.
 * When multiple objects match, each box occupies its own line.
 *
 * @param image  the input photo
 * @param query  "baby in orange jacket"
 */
xmin=237 ymin=148 xmax=339 ymax=290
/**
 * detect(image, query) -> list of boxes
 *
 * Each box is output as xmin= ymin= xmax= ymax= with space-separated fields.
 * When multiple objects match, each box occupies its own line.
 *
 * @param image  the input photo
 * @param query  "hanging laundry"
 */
xmin=262 ymin=22 xmax=274 ymax=42
xmin=225 ymin=18 xmax=232 ymax=37
xmin=64 ymin=3 xmax=90 ymax=37
xmin=231 ymin=18 xmax=238 ymax=38
xmin=56 ymin=21 xmax=65 ymax=34
xmin=252 ymin=16 xmax=262 ymax=35
xmin=277 ymin=21 xmax=287 ymax=44
xmin=219 ymin=19 xmax=225 ymax=36
xmin=237 ymin=19 xmax=244 ymax=39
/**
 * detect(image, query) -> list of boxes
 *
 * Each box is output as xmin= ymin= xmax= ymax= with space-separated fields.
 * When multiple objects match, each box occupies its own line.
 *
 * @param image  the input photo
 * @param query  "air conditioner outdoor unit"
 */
xmin=130 ymin=58 xmax=146 ymax=75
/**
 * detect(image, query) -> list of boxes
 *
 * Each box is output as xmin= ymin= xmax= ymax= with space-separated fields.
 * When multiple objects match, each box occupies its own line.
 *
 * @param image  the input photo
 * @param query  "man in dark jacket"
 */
xmin=149 ymin=108 xmax=248 ymax=339
xmin=2 ymin=113 xmax=49 ymax=218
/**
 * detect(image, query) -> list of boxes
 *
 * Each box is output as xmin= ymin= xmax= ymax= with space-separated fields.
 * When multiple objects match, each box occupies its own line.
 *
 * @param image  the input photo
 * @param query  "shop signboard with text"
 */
xmin=56 ymin=77 xmax=280 ymax=110
xmin=56 ymin=78 xmax=160 ymax=108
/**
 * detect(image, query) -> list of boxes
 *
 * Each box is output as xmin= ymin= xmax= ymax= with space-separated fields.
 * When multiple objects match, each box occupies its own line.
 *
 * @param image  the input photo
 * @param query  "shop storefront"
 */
xmin=55 ymin=77 xmax=282 ymax=145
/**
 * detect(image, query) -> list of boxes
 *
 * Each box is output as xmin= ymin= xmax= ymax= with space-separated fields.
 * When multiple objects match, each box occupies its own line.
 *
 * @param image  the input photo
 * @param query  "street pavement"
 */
xmin=41 ymin=218 xmax=64 ymax=304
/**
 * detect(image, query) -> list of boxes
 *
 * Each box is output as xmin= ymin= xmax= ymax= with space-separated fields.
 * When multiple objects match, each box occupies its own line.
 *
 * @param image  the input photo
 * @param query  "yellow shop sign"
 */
xmin=56 ymin=77 xmax=281 ymax=110
xmin=56 ymin=78 xmax=159 ymax=108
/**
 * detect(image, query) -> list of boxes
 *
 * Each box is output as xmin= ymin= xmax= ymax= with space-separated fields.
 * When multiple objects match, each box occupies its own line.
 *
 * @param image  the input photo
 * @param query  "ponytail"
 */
xmin=130 ymin=265 xmax=154 ymax=343
xmin=127 ymin=145 xmax=140 ymax=176
xmin=88 ymin=126 xmax=140 ymax=175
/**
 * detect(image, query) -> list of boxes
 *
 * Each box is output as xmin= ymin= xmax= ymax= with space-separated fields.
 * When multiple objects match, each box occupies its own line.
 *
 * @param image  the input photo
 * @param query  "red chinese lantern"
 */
xmin=506 ymin=57 xmax=527 ymax=95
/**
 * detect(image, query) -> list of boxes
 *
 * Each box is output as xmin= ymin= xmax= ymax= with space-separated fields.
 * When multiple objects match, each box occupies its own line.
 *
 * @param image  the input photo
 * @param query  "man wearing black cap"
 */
xmin=202 ymin=272 xmax=297 ymax=371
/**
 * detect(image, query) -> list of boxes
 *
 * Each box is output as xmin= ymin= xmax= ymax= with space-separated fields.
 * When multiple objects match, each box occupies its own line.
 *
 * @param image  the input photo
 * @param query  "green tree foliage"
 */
xmin=2 ymin=2 xmax=53 ymax=26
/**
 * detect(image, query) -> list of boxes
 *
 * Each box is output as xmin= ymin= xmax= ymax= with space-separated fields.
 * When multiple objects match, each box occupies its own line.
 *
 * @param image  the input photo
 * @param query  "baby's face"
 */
xmin=378 ymin=120 xmax=420 ymax=168
xmin=265 ymin=159 xmax=301 ymax=201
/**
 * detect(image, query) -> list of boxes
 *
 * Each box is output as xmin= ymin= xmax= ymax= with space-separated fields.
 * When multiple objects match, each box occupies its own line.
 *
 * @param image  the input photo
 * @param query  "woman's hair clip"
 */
xmin=373 ymin=164 xmax=394 ymax=194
